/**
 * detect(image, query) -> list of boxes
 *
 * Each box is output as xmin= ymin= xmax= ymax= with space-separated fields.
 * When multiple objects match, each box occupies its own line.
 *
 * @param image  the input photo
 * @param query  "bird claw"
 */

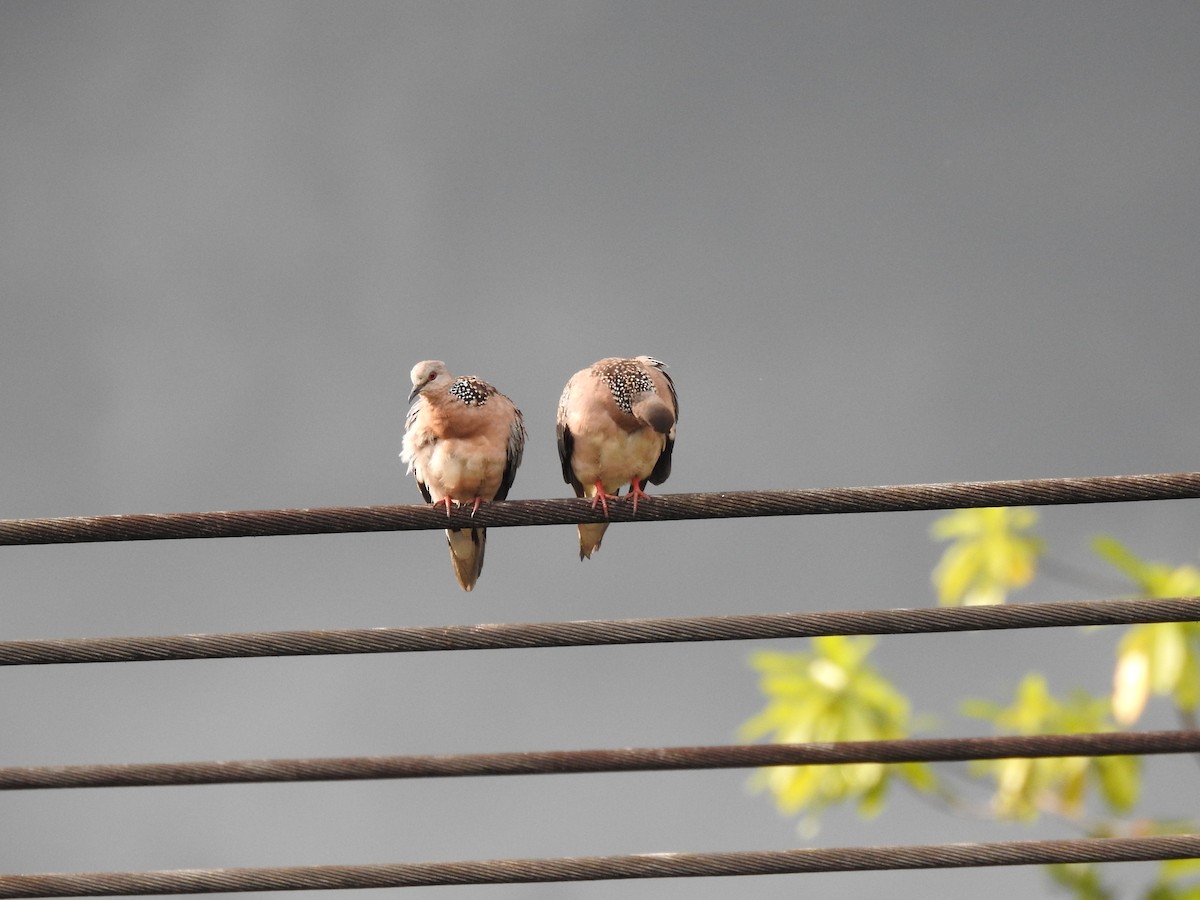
xmin=627 ymin=478 xmax=651 ymax=516
xmin=435 ymin=496 xmax=486 ymax=517
xmin=589 ymin=482 xmax=621 ymax=517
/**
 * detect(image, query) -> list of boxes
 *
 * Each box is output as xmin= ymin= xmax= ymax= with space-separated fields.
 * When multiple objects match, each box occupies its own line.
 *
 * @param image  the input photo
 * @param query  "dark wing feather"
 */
xmin=648 ymin=437 xmax=673 ymax=485
xmin=555 ymin=381 xmax=586 ymax=496
xmin=646 ymin=364 xmax=677 ymax=486
xmin=659 ymin=366 xmax=679 ymax=419
xmin=494 ymin=408 xmax=526 ymax=502
xmin=415 ymin=479 xmax=433 ymax=504
xmin=557 ymin=420 xmax=585 ymax=496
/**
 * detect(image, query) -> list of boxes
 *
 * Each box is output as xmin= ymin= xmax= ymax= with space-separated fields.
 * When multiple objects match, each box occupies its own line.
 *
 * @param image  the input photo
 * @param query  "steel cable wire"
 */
xmin=1 ymin=472 xmax=1198 ymax=545
xmin=2 ymin=730 xmax=1197 ymax=791
xmin=5 ymin=474 xmax=1200 ymax=895
xmin=3 ymin=596 xmax=1198 ymax=665
xmin=3 ymin=834 xmax=1200 ymax=897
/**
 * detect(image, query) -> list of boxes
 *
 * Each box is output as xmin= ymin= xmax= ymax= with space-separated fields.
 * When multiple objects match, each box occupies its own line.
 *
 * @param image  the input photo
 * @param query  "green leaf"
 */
xmin=1161 ymin=857 xmax=1200 ymax=879
xmin=1092 ymin=755 xmax=1139 ymax=813
xmin=740 ymin=636 xmax=935 ymax=828
xmin=1098 ymin=539 xmax=1200 ymax=721
xmin=963 ymin=674 xmax=1140 ymax=821
xmin=1148 ymin=856 xmax=1200 ymax=900
xmin=931 ymin=507 xmax=1043 ymax=606
xmin=1091 ymin=537 xmax=1200 ymax=599
xmin=1044 ymin=862 xmax=1116 ymax=900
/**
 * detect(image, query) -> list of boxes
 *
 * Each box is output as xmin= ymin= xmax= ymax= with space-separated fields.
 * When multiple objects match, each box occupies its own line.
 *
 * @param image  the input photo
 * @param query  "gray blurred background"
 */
xmin=1 ymin=2 xmax=1198 ymax=897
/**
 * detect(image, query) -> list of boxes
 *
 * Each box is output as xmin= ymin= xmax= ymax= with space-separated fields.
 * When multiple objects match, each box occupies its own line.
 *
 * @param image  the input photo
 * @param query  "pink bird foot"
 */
xmin=589 ymin=481 xmax=621 ymax=517
xmin=627 ymin=478 xmax=652 ymax=516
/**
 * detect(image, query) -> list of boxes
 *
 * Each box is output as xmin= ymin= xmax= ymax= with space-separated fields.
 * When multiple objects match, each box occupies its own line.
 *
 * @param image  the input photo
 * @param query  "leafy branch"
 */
xmin=740 ymin=507 xmax=1200 ymax=899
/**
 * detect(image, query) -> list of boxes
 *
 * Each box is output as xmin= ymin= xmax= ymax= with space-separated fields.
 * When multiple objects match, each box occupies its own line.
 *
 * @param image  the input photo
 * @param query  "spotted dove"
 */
xmin=401 ymin=360 xmax=526 ymax=591
xmin=556 ymin=356 xmax=678 ymax=559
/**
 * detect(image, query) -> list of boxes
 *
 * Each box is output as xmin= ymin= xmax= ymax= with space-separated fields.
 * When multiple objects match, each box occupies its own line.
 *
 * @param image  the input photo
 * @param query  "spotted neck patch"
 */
xmin=595 ymin=359 xmax=655 ymax=414
xmin=448 ymin=377 xmax=493 ymax=406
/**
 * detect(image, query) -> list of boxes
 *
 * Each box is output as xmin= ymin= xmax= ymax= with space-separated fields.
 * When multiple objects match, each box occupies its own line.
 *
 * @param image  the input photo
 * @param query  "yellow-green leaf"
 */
xmin=963 ymin=674 xmax=1140 ymax=822
xmin=931 ymin=507 xmax=1043 ymax=606
xmin=1098 ymin=539 xmax=1200 ymax=721
xmin=741 ymin=636 xmax=935 ymax=828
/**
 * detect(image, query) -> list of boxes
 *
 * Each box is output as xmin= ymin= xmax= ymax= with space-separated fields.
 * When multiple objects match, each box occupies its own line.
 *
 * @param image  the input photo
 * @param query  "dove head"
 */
xmin=409 ymin=360 xmax=451 ymax=402
xmin=632 ymin=394 xmax=676 ymax=435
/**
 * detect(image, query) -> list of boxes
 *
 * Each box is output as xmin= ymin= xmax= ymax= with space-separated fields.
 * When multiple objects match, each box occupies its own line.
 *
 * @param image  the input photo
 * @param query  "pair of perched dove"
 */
xmin=400 ymin=356 xmax=678 ymax=590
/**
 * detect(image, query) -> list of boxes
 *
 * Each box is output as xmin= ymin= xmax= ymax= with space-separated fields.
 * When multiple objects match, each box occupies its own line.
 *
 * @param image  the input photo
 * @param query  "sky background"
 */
xmin=1 ymin=2 xmax=1198 ymax=898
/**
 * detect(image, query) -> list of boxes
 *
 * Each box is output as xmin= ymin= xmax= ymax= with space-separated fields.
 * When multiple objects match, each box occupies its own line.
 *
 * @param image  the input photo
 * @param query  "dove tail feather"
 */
xmin=446 ymin=527 xmax=486 ymax=591
xmin=577 ymin=522 xmax=609 ymax=560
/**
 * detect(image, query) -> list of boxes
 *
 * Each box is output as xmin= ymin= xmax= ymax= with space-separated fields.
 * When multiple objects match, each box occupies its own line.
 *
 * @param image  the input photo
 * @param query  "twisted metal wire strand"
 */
xmin=3 ymin=834 xmax=1199 ymax=897
xmin=3 ymin=596 xmax=1198 ymax=666
xmin=3 ymin=730 xmax=1197 ymax=791
xmin=2 ymin=471 xmax=1199 ymax=545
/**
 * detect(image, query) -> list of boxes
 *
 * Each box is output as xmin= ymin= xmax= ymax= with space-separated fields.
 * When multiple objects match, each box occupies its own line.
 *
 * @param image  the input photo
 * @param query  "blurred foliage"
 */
xmin=739 ymin=636 xmax=935 ymax=830
xmin=744 ymin=505 xmax=1200 ymax=899
xmin=1049 ymin=853 xmax=1200 ymax=900
xmin=1094 ymin=537 xmax=1200 ymax=724
xmin=1151 ymin=857 xmax=1200 ymax=900
xmin=962 ymin=673 xmax=1138 ymax=821
xmin=931 ymin=507 xmax=1043 ymax=606
xmin=1045 ymin=863 xmax=1117 ymax=900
